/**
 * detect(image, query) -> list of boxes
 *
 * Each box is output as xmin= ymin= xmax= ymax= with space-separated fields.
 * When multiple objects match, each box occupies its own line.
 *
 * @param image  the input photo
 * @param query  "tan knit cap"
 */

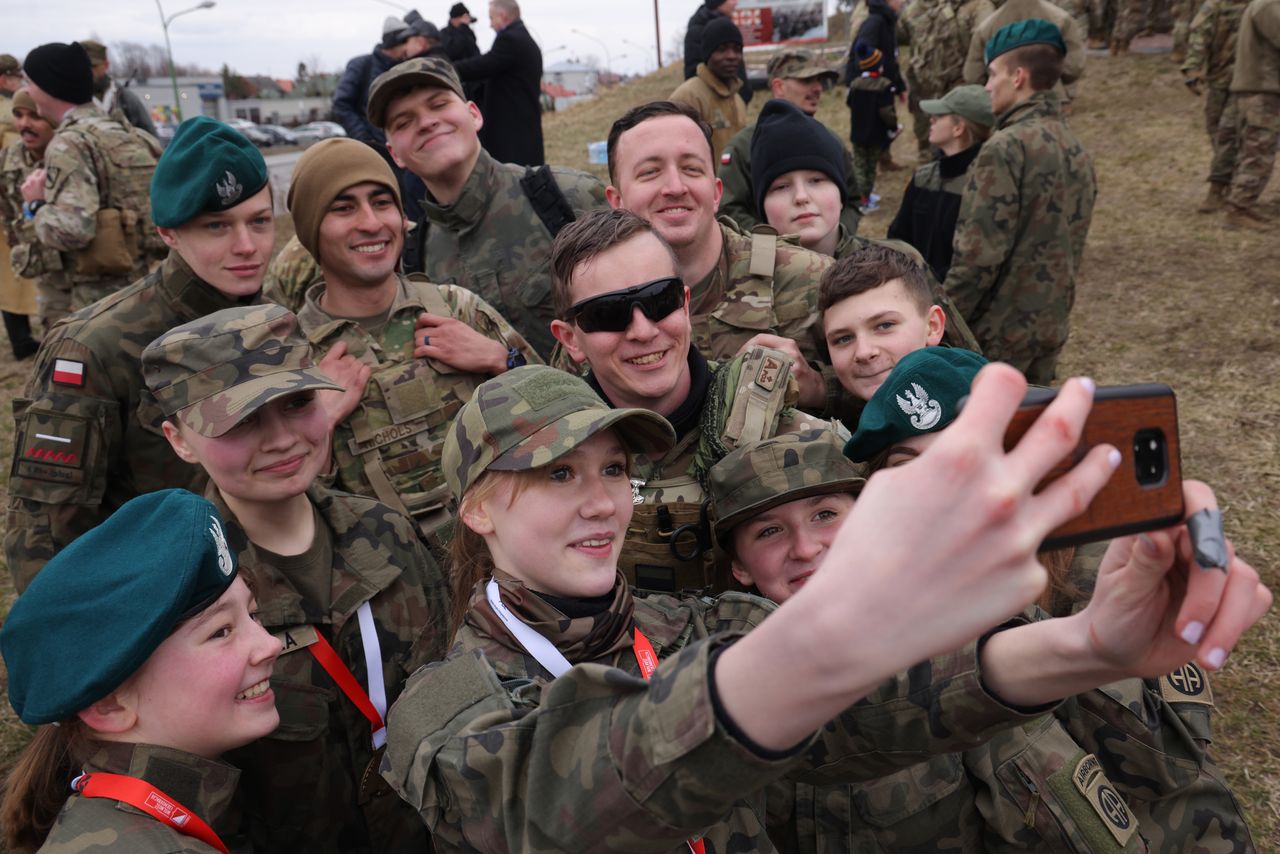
xmin=11 ymin=89 xmax=38 ymax=116
xmin=285 ymin=137 xmax=404 ymax=261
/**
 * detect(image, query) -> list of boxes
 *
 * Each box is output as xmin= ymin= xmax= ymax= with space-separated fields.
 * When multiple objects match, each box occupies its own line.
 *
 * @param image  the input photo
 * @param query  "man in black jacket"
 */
xmin=455 ymin=0 xmax=544 ymax=167
xmin=683 ymin=0 xmax=754 ymax=104
xmin=442 ymin=3 xmax=482 ymax=63
xmin=847 ymin=0 xmax=908 ymax=170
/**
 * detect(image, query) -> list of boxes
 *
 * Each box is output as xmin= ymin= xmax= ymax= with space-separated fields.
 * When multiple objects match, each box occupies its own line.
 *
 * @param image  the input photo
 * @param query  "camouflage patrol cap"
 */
xmin=1 ymin=490 xmax=238 ymax=725
xmin=710 ymin=428 xmax=864 ymax=540
xmin=443 ymin=365 xmax=676 ymax=500
xmin=151 ymin=116 xmax=270 ymax=227
xmin=919 ymin=84 xmax=995 ymax=128
xmin=844 ymin=347 xmax=988 ymax=462
xmin=985 ymin=18 xmax=1067 ymax=64
xmin=79 ymin=39 xmax=108 ymax=65
xmin=766 ymin=50 xmax=838 ymax=82
xmin=367 ymin=57 xmax=466 ymax=130
xmin=142 ymin=304 xmax=342 ymax=438
xmin=0 ymin=55 xmax=20 ymax=76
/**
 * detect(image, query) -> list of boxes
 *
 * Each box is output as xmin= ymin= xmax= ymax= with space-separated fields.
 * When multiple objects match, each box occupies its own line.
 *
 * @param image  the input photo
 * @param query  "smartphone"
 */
xmin=962 ymin=384 xmax=1184 ymax=550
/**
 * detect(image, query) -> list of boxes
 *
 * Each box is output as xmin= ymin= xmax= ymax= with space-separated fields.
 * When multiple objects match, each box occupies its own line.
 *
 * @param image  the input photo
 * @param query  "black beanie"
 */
xmin=750 ymin=99 xmax=847 ymax=218
xmin=23 ymin=43 xmax=94 ymax=106
xmin=701 ymin=16 xmax=743 ymax=62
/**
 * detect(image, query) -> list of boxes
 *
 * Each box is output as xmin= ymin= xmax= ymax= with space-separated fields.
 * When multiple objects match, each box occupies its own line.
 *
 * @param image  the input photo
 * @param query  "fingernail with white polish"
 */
xmin=1108 ymin=448 xmax=1122 ymax=468
xmin=1205 ymin=648 xmax=1227 ymax=670
xmin=1079 ymin=377 xmax=1096 ymax=395
xmin=1181 ymin=621 xmax=1204 ymax=645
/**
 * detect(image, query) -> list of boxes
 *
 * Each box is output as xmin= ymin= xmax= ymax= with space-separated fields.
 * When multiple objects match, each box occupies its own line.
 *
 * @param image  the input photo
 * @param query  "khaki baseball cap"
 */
xmin=0 ymin=55 xmax=21 ymax=75
xmin=142 ymin=304 xmax=342 ymax=438
xmin=79 ymin=39 xmax=108 ymax=65
xmin=919 ymin=84 xmax=995 ymax=128
xmin=442 ymin=365 xmax=676 ymax=501
xmin=766 ymin=50 xmax=838 ymax=82
xmin=708 ymin=428 xmax=864 ymax=540
xmin=367 ymin=57 xmax=466 ymax=129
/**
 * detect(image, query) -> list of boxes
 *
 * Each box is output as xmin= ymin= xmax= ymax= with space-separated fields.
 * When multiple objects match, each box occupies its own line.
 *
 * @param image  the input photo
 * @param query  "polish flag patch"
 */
xmin=52 ymin=359 xmax=85 ymax=387
xmin=721 ymin=151 xmax=732 ymax=165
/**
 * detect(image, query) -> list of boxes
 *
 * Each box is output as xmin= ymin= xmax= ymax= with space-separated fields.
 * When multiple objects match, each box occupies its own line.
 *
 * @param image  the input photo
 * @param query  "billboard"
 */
xmin=732 ymin=0 xmax=828 ymax=47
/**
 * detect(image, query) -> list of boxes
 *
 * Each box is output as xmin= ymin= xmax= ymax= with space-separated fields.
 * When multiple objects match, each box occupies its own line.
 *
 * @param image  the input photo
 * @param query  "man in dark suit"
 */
xmin=454 ymin=0 xmax=544 ymax=166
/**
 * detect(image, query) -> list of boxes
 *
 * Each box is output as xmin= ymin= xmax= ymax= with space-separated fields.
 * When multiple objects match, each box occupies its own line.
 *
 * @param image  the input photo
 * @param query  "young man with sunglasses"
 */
xmin=550 ymin=207 xmax=841 ymax=594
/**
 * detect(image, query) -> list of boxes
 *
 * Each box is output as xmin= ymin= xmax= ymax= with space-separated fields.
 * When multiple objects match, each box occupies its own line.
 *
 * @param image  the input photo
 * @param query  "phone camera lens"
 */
xmin=1133 ymin=429 xmax=1168 ymax=487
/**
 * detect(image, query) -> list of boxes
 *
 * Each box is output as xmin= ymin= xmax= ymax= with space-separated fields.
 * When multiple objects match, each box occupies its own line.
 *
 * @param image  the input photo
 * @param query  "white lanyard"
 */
xmin=485 ymin=578 xmax=573 ymax=678
xmin=356 ymin=601 xmax=388 ymax=749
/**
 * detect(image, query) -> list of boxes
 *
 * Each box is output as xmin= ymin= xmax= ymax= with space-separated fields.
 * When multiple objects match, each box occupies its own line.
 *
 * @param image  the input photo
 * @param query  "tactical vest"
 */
xmin=619 ymin=347 xmax=799 ymax=596
xmin=332 ymin=276 xmax=485 ymax=548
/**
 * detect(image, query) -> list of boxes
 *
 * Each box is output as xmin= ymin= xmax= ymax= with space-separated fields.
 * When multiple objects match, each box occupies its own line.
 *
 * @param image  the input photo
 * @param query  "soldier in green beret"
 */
xmin=0 ymin=489 xmax=281 ymax=853
xmin=379 ymin=362 xmax=1270 ymax=852
xmin=142 ymin=302 xmax=452 ymax=854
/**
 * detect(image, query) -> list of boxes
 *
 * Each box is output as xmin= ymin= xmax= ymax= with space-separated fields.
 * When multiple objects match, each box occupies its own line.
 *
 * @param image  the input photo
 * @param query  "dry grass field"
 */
xmin=0 ymin=44 xmax=1276 ymax=848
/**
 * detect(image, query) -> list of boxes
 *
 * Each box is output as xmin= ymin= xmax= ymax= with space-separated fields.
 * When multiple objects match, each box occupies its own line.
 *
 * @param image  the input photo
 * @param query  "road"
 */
xmin=264 ymin=149 xmax=304 ymax=217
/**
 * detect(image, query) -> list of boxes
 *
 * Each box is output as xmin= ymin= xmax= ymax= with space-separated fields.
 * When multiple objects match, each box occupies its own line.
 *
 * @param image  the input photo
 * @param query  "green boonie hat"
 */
xmin=1 ymin=490 xmax=238 ymax=724
xmin=151 ymin=116 xmax=270 ymax=228
xmin=142 ymin=303 xmax=342 ymax=438
xmin=844 ymin=347 xmax=988 ymax=462
xmin=367 ymin=57 xmax=466 ymax=130
xmin=443 ymin=365 xmax=677 ymax=501
xmin=709 ymin=428 xmax=865 ymax=540
xmin=0 ymin=55 xmax=21 ymax=75
xmin=919 ymin=84 xmax=995 ymax=128
xmin=985 ymin=18 xmax=1067 ymax=64
xmin=79 ymin=39 xmax=108 ymax=65
xmin=766 ymin=50 xmax=838 ymax=82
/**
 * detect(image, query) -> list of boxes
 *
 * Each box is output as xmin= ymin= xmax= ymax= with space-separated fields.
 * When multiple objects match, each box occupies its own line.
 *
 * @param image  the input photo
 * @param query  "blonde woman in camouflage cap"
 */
xmin=376 ymin=362 xmax=1271 ymax=852
xmin=142 ymin=303 xmax=452 ymax=854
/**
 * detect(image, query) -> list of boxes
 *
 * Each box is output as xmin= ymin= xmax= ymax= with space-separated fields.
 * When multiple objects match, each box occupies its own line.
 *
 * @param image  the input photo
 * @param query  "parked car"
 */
xmin=259 ymin=124 xmax=299 ymax=147
xmin=292 ymin=121 xmax=347 ymax=145
xmin=226 ymin=119 xmax=275 ymax=147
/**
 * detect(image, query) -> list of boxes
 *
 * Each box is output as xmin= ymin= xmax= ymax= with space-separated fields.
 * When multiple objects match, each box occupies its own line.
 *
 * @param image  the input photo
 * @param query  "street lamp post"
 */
xmin=622 ymin=39 xmax=653 ymax=71
xmin=570 ymin=28 xmax=612 ymax=74
xmin=155 ymin=0 xmax=216 ymax=122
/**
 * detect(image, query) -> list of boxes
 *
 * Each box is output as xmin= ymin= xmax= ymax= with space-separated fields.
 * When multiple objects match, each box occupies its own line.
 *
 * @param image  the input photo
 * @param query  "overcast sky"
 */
xmin=6 ymin=0 xmax=790 ymax=80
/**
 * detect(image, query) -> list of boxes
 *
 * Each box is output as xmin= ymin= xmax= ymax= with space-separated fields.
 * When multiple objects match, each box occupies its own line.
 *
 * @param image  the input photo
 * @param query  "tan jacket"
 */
xmin=669 ymin=64 xmax=748 ymax=163
xmin=1230 ymin=0 xmax=1280 ymax=93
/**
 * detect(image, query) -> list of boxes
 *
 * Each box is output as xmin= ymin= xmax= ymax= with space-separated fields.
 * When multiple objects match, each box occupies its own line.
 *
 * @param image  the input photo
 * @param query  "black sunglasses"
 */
xmin=566 ymin=276 xmax=686 ymax=333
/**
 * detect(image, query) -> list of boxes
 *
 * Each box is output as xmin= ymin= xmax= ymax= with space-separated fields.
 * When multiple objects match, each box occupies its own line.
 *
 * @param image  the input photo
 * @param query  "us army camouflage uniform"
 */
xmin=943 ymin=91 xmax=1097 ymax=383
xmin=669 ymin=64 xmax=750 ymax=164
xmin=0 ymin=137 xmax=67 ymax=327
xmin=297 ymin=274 xmax=541 ymax=540
xmin=32 ymin=104 xmax=163 ymax=310
xmin=3 ymin=252 xmax=246 ymax=590
xmin=1222 ymin=0 xmax=1280 ymax=212
xmin=40 ymin=742 xmax=236 ymax=854
xmin=965 ymin=0 xmax=1088 ymax=100
xmin=262 ymin=233 xmax=320 ymax=313
xmin=900 ymin=0 xmax=997 ymax=154
xmin=717 ymin=121 xmax=863 ymax=234
xmin=1182 ymin=0 xmax=1250 ymax=184
xmin=218 ymin=484 xmax=452 ymax=854
xmin=416 ymin=148 xmax=606 ymax=358
xmin=382 ymin=577 xmax=1057 ymax=853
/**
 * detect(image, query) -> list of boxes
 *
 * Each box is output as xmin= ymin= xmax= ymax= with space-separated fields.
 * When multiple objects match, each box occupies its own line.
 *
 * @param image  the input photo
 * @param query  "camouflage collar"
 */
xmin=82 ymin=741 xmax=240 ymax=830
xmin=157 ymin=251 xmax=252 ymax=324
xmin=297 ymin=273 xmax=442 ymax=348
xmin=996 ymin=89 xmax=1063 ymax=129
xmin=422 ymin=147 xmax=494 ymax=231
xmin=59 ymin=102 xmax=106 ymax=128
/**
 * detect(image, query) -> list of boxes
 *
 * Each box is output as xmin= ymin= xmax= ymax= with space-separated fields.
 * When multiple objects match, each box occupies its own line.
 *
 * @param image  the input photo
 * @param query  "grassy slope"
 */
xmin=0 ymin=50 xmax=1276 ymax=847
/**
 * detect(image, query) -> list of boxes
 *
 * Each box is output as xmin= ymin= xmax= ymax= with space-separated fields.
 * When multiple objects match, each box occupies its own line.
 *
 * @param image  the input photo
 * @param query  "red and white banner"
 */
xmin=732 ymin=0 xmax=829 ymax=47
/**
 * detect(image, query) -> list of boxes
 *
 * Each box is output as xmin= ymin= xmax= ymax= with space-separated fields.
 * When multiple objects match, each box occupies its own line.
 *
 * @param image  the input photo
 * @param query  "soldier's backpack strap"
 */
xmin=747 ymin=224 xmax=778 ymax=278
xmin=404 ymin=273 xmax=456 ymax=319
xmin=520 ymin=165 xmax=577 ymax=238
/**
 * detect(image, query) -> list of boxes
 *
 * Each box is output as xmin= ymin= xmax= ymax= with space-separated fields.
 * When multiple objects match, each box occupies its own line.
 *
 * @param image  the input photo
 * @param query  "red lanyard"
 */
xmin=308 ymin=631 xmax=386 ymax=744
xmin=73 ymin=772 xmax=229 ymax=854
xmin=632 ymin=629 xmax=707 ymax=854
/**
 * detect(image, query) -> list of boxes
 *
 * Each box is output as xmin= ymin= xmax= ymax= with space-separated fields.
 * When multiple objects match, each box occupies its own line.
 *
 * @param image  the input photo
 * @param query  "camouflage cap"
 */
xmin=844 ymin=347 xmax=988 ymax=462
xmin=919 ymin=84 xmax=995 ymax=128
xmin=766 ymin=50 xmax=838 ymax=82
xmin=443 ymin=365 xmax=677 ymax=501
xmin=79 ymin=39 xmax=108 ymax=65
xmin=142 ymin=304 xmax=342 ymax=438
xmin=0 ymin=55 xmax=20 ymax=76
xmin=151 ymin=116 xmax=270 ymax=227
xmin=367 ymin=57 xmax=466 ymax=130
xmin=1 ymin=490 xmax=238 ymax=725
xmin=709 ymin=428 xmax=864 ymax=539
xmin=985 ymin=18 xmax=1067 ymax=64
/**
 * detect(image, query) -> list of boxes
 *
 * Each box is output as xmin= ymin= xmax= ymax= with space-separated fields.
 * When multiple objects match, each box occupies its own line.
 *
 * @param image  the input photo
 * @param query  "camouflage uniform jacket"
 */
xmin=218 ymin=483 xmax=452 ymax=854
xmin=942 ymin=91 xmax=1097 ymax=372
xmin=0 ymin=138 xmax=63 ymax=280
xmin=262 ymin=233 xmax=320 ymax=314
xmin=32 ymin=104 xmax=162 ymax=301
xmin=716 ymin=121 xmax=863 ymax=235
xmin=40 ymin=742 xmax=237 ymax=854
xmin=669 ymin=64 xmax=750 ymax=163
xmin=1228 ymin=0 xmax=1280 ymax=93
xmin=381 ymin=585 xmax=1054 ymax=853
xmin=3 ymin=251 xmax=244 ymax=591
xmin=419 ymin=147 xmax=607 ymax=358
xmin=901 ymin=0 xmax=998 ymax=96
xmin=297 ymin=274 xmax=540 ymax=535
xmin=964 ymin=0 xmax=1088 ymax=91
xmin=1181 ymin=0 xmax=1250 ymax=85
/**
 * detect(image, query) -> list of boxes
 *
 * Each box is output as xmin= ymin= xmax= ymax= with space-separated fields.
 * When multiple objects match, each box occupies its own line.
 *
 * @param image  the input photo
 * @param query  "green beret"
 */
xmin=1 ymin=490 xmax=239 ymax=725
xmin=985 ymin=18 xmax=1067 ymax=64
xmin=709 ymin=428 xmax=864 ymax=541
xmin=151 ymin=116 xmax=269 ymax=228
xmin=443 ymin=365 xmax=676 ymax=502
xmin=844 ymin=347 xmax=988 ymax=462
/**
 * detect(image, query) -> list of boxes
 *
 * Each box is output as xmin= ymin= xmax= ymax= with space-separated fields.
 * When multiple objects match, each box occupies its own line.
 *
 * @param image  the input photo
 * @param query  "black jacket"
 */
xmin=886 ymin=144 xmax=983 ymax=281
xmin=332 ymin=46 xmax=401 ymax=145
xmin=682 ymin=4 xmax=753 ymax=103
xmin=455 ymin=18 xmax=545 ymax=166
xmin=846 ymin=0 xmax=906 ymax=93
xmin=441 ymin=21 xmax=481 ymax=62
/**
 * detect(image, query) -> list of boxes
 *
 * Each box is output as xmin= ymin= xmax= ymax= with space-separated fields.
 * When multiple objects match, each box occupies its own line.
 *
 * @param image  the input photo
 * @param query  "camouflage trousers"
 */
xmin=37 ymin=274 xmax=72 ymax=331
xmin=1205 ymin=86 xmax=1239 ymax=185
xmin=852 ymin=143 xmax=887 ymax=200
xmin=1170 ymin=0 xmax=1196 ymax=51
xmin=1223 ymin=92 xmax=1280 ymax=209
xmin=1090 ymin=0 xmax=1117 ymax=40
xmin=1113 ymin=0 xmax=1153 ymax=42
